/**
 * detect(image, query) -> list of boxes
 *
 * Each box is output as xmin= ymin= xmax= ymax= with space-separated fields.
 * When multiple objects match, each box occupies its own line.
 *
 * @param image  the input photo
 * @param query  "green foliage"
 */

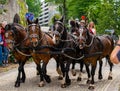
xmin=0 ymin=0 xmax=8 ymax=5
xmin=45 ymin=0 xmax=120 ymax=35
xmin=17 ymin=0 xmax=28 ymax=26
xmin=49 ymin=13 xmax=61 ymax=25
xmin=26 ymin=0 xmax=41 ymax=18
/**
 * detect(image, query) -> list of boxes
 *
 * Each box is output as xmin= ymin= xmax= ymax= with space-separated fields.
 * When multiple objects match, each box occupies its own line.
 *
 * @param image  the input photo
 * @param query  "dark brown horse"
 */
xmin=52 ymin=17 xmax=83 ymax=88
xmin=70 ymin=20 xmax=85 ymax=80
xmin=27 ymin=18 xmax=56 ymax=87
xmin=5 ymin=23 xmax=31 ymax=87
xmin=76 ymin=24 xmax=114 ymax=89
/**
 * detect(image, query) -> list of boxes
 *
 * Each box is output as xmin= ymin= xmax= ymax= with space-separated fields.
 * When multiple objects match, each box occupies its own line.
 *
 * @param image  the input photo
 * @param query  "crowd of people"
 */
xmin=0 ymin=21 xmax=9 ymax=67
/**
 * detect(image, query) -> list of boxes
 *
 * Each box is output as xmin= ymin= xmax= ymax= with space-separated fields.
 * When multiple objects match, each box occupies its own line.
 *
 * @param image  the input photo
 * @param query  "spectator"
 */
xmin=0 ymin=23 xmax=4 ymax=67
xmin=88 ymin=21 xmax=96 ymax=35
xmin=1 ymin=21 xmax=9 ymax=67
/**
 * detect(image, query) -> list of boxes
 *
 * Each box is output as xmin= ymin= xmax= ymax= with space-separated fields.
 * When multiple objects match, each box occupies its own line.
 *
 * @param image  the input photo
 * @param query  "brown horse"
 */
xmin=5 ymin=23 xmax=31 ymax=87
xmin=76 ymin=24 xmax=114 ymax=89
xmin=27 ymin=18 xmax=57 ymax=87
xmin=110 ymin=40 xmax=120 ymax=64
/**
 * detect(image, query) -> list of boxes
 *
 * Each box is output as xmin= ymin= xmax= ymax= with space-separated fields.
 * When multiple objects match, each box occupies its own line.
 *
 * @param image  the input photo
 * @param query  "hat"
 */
xmin=80 ymin=20 xmax=85 ymax=23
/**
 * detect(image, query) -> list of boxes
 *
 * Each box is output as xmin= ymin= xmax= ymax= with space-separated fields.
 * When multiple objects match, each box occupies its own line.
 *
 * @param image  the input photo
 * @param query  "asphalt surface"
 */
xmin=0 ymin=58 xmax=120 ymax=91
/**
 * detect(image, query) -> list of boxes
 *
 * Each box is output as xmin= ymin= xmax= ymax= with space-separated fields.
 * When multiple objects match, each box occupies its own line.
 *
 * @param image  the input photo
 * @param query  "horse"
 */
xmin=69 ymin=20 xmax=85 ymax=80
xmin=26 ymin=18 xmax=57 ymax=87
xmin=4 ymin=23 xmax=31 ymax=87
xmin=52 ymin=16 xmax=83 ymax=87
xmin=110 ymin=40 xmax=120 ymax=64
xmin=76 ymin=23 xmax=114 ymax=89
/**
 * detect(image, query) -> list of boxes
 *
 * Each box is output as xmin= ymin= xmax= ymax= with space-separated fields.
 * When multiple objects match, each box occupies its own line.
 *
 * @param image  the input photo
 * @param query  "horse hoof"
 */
xmin=36 ymin=72 xmax=40 ymax=75
xmin=38 ymin=82 xmax=45 ymax=87
xmin=15 ymin=82 xmax=20 ymax=87
xmin=108 ymin=76 xmax=112 ymax=80
xmin=66 ymin=79 xmax=71 ymax=86
xmin=58 ymin=76 xmax=63 ymax=80
xmin=88 ymin=86 xmax=95 ymax=90
xmin=61 ymin=84 xmax=67 ymax=88
xmin=20 ymin=78 xmax=25 ymax=83
xmin=98 ymin=75 xmax=103 ymax=80
xmin=71 ymin=70 xmax=76 ymax=76
xmin=86 ymin=80 xmax=91 ymax=84
xmin=77 ymin=77 xmax=82 ymax=81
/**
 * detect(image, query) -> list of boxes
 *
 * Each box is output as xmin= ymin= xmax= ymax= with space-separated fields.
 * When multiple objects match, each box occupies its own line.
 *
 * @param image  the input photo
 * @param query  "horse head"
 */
xmin=5 ymin=23 xmax=26 ymax=51
xmin=27 ymin=18 xmax=42 ymax=47
xmin=70 ymin=20 xmax=79 ymax=36
xmin=52 ymin=16 xmax=67 ymax=45
xmin=77 ymin=25 xmax=92 ymax=49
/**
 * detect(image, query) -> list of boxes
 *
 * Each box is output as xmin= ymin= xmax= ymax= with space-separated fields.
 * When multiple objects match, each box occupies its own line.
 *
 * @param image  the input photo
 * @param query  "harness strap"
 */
xmin=16 ymin=48 xmax=31 ymax=56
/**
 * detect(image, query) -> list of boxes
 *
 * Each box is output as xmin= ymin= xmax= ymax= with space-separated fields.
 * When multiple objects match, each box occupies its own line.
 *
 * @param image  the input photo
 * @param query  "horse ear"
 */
xmin=27 ymin=18 xmax=32 ymax=25
xmin=60 ymin=16 xmax=64 ymax=22
xmin=4 ymin=24 xmax=11 ymax=31
xmin=76 ymin=22 xmax=79 ymax=28
xmin=70 ymin=20 xmax=76 ymax=27
xmin=34 ymin=18 xmax=39 ymax=24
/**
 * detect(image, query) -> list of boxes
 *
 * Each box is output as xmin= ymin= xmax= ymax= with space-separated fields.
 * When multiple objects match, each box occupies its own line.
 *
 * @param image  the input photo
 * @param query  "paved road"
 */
xmin=0 ymin=58 xmax=120 ymax=91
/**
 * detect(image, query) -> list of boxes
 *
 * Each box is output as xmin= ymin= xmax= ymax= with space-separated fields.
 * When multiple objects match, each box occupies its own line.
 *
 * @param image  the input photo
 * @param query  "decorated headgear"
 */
xmin=81 ymin=15 xmax=86 ymax=20
xmin=80 ymin=15 xmax=86 ymax=23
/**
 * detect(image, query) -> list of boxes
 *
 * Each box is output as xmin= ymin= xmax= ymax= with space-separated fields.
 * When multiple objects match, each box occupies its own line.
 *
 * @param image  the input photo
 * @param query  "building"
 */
xmin=39 ymin=1 xmax=58 ymax=26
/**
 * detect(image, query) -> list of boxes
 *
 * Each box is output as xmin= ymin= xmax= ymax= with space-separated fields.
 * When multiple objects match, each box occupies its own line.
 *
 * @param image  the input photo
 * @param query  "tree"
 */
xmin=46 ymin=0 xmax=67 ymax=24
xmin=26 ymin=0 xmax=41 ymax=18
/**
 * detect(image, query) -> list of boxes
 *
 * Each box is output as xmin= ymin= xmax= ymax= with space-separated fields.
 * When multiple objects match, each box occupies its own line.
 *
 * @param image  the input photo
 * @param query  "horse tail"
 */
xmin=13 ymin=13 xmax=20 ymax=24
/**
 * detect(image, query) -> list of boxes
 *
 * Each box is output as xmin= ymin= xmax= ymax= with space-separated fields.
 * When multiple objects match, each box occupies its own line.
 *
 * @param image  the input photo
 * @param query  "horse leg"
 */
xmin=20 ymin=61 xmax=26 ymax=83
xmin=65 ymin=62 xmax=71 ymax=86
xmin=56 ymin=60 xmax=63 ymax=80
xmin=37 ymin=64 xmax=45 ymax=87
xmin=98 ymin=60 xmax=103 ymax=80
xmin=85 ymin=63 xmax=91 ymax=84
xmin=77 ymin=61 xmax=84 ymax=81
xmin=107 ymin=56 xmax=113 ymax=80
xmin=42 ymin=62 xmax=51 ymax=83
xmin=88 ymin=63 xmax=97 ymax=90
xmin=60 ymin=62 xmax=66 ymax=88
xmin=71 ymin=61 xmax=76 ymax=76
xmin=15 ymin=61 xmax=25 ymax=87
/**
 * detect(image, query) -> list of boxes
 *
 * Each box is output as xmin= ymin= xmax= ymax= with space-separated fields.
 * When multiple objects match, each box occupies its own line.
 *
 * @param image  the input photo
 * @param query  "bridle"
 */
xmin=78 ymin=26 xmax=94 ymax=48
xmin=5 ymin=29 xmax=16 ymax=47
xmin=27 ymin=23 xmax=40 ymax=40
xmin=52 ymin=21 xmax=64 ymax=39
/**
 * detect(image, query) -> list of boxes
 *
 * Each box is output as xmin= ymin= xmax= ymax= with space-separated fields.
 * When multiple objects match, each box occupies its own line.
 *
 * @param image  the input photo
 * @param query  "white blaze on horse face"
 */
xmin=5 ymin=33 xmax=8 ymax=38
xmin=52 ymin=34 xmax=56 ymax=44
xmin=55 ymin=23 xmax=59 ymax=29
xmin=32 ymin=26 xmax=36 ymax=32
xmin=79 ymin=28 xmax=83 ymax=39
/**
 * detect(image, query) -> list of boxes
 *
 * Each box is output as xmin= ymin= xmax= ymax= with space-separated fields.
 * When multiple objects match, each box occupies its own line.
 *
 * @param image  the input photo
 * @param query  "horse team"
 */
xmin=4 ymin=16 xmax=117 ymax=90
